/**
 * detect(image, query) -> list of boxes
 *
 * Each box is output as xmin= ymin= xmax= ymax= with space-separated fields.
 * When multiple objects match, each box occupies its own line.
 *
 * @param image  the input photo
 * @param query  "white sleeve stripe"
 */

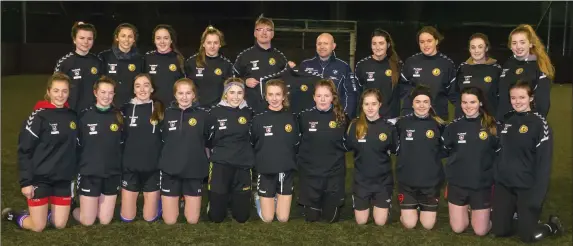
xmin=25 ymin=126 xmax=39 ymax=138
xmin=400 ymin=73 xmax=408 ymax=81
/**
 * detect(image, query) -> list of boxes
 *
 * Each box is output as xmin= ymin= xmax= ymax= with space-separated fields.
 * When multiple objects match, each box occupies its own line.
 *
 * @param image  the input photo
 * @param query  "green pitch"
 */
xmin=1 ymin=75 xmax=571 ymax=245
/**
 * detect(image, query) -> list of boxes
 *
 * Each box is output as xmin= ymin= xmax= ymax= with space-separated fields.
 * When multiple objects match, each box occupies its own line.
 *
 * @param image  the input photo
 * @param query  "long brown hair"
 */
xmin=93 ymin=76 xmax=123 ymax=125
xmin=45 ymin=72 xmax=71 ymax=101
xmin=409 ymin=84 xmax=445 ymax=125
xmin=152 ymin=24 xmax=186 ymax=75
xmin=417 ymin=26 xmax=444 ymax=45
xmin=371 ymin=29 xmax=401 ymax=87
xmin=508 ymin=24 xmax=555 ymax=80
xmin=460 ymin=86 xmax=497 ymax=136
xmin=196 ymin=26 xmax=225 ymax=68
xmin=314 ymin=79 xmax=346 ymax=127
xmin=113 ymin=23 xmax=138 ymax=47
xmin=133 ymin=73 xmax=164 ymax=122
xmin=264 ymin=79 xmax=290 ymax=109
xmin=71 ymin=21 xmax=97 ymax=40
xmin=509 ymin=80 xmax=535 ymax=110
xmin=353 ymin=88 xmax=382 ymax=139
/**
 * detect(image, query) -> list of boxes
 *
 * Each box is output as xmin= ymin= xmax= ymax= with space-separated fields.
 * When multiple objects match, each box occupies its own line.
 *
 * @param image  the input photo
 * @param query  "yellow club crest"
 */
xmin=484 ymin=76 xmax=492 ymax=83
xmin=329 ymin=121 xmax=337 ymax=128
xmin=379 ymin=133 xmax=387 ymax=141
xmin=519 ymin=125 xmax=528 ymax=134
xmin=169 ymin=64 xmax=177 ymax=72
xmin=238 ymin=117 xmax=247 ymax=124
xmin=214 ymin=68 xmax=222 ymax=75
xmin=426 ymin=129 xmax=434 ymax=138
xmin=69 ymin=121 xmax=76 ymax=130
xmin=300 ymin=84 xmax=308 ymax=92
xmin=432 ymin=68 xmax=441 ymax=76
xmin=91 ymin=67 xmax=98 ymax=74
xmin=385 ymin=69 xmax=392 ymax=77
xmin=479 ymin=131 xmax=488 ymax=140
xmin=269 ymin=58 xmax=276 ymax=65
xmin=128 ymin=64 xmax=136 ymax=72
xmin=285 ymin=124 xmax=293 ymax=132
xmin=110 ymin=123 xmax=119 ymax=132
xmin=516 ymin=68 xmax=524 ymax=75
xmin=188 ymin=118 xmax=197 ymax=126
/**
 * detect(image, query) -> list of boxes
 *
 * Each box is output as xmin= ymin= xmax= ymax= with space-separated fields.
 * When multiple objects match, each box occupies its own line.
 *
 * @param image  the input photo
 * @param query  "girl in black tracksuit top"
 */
xmin=454 ymin=58 xmax=501 ymax=117
xmin=144 ymin=25 xmax=186 ymax=105
xmin=207 ymin=78 xmax=255 ymax=223
xmin=491 ymin=81 xmax=562 ymax=242
xmin=297 ymin=79 xmax=349 ymax=223
xmin=98 ymin=23 xmax=144 ymax=106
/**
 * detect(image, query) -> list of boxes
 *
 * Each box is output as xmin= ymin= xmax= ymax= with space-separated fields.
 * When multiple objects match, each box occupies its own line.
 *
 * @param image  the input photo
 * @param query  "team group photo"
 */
xmin=1 ymin=1 xmax=572 ymax=245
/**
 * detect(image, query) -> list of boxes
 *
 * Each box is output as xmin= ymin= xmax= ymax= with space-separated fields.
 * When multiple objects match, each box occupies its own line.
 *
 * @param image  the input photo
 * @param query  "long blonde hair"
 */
xmin=508 ymin=24 xmax=555 ymax=80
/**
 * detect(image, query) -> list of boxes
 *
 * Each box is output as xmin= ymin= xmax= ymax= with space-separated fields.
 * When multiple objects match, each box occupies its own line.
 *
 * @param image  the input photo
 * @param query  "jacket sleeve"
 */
xmin=54 ymin=54 xmax=70 ymax=74
xmin=292 ymin=113 xmax=301 ymax=153
xmin=17 ymin=111 xmax=43 ymax=187
xmin=343 ymin=121 xmax=355 ymax=152
xmin=204 ymin=111 xmax=216 ymax=148
xmin=184 ymin=57 xmax=195 ymax=80
xmin=530 ymin=122 xmax=552 ymax=208
xmin=534 ymin=72 xmax=551 ymax=118
xmin=225 ymin=58 xmax=236 ymax=78
xmin=488 ymin=66 xmax=502 ymax=117
xmin=440 ymin=124 xmax=453 ymax=158
xmin=249 ymin=117 xmax=258 ymax=146
xmin=452 ymin=65 xmax=463 ymax=118
xmin=389 ymin=124 xmax=399 ymax=155
xmin=399 ymin=60 xmax=414 ymax=116
xmin=233 ymin=52 xmax=248 ymax=79
xmin=341 ymin=65 xmax=358 ymax=118
xmin=446 ymin=62 xmax=458 ymax=113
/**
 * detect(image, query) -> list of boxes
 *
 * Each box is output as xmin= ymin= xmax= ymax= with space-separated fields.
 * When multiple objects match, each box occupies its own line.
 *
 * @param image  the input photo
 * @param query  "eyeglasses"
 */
xmin=256 ymin=28 xmax=274 ymax=33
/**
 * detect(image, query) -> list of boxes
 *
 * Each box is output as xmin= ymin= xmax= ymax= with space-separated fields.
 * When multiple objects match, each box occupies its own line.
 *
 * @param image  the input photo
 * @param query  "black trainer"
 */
xmin=548 ymin=215 xmax=563 ymax=236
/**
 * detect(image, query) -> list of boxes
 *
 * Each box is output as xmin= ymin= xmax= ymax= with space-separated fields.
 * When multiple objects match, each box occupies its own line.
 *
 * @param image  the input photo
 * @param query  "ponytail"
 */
xmin=508 ymin=24 xmax=555 ymax=80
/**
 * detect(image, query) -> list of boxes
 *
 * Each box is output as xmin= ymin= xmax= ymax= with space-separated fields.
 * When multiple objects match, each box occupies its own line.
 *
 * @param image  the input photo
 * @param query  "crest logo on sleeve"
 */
xmin=214 ymin=68 xmax=222 ymax=76
xmin=188 ymin=118 xmax=197 ymax=126
xmin=426 ymin=129 xmax=434 ymax=138
xmin=300 ymin=84 xmax=308 ymax=92
xmin=432 ymin=68 xmax=441 ymax=76
xmin=484 ymin=76 xmax=492 ymax=83
xmin=149 ymin=64 xmax=158 ymax=74
xmin=110 ymin=123 xmax=119 ymax=132
xmin=269 ymin=58 xmax=276 ymax=65
xmin=457 ymin=132 xmax=466 ymax=143
xmin=515 ymin=68 xmax=524 ymax=75
xmin=108 ymin=64 xmax=117 ymax=74
xmin=128 ymin=64 xmax=136 ymax=72
xmin=519 ymin=125 xmax=528 ymax=134
xmin=91 ymin=67 xmax=98 ymax=74
xmin=309 ymin=121 xmax=318 ymax=132
xmin=250 ymin=60 xmax=259 ymax=71
xmin=88 ymin=123 xmax=98 ymax=135
xmin=168 ymin=120 xmax=178 ymax=131
xmin=264 ymin=125 xmax=273 ymax=136
xmin=69 ymin=121 xmax=76 ymax=130
xmin=385 ymin=69 xmax=392 ymax=77
xmin=72 ymin=68 xmax=82 ymax=79
xmin=463 ymin=75 xmax=472 ymax=84
xmin=479 ymin=131 xmax=488 ymax=140
xmin=413 ymin=68 xmax=422 ymax=77
xmin=238 ymin=117 xmax=247 ymax=125
xmin=405 ymin=129 xmax=415 ymax=140
xmin=50 ymin=123 xmax=59 ymax=135
xmin=329 ymin=121 xmax=337 ymax=128
xmin=196 ymin=67 xmax=205 ymax=77
xmin=366 ymin=72 xmax=375 ymax=81
xmin=169 ymin=64 xmax=177 ymax=72
xmin=218 ymin=119 xmax=227 ymax=130
xmin=285 ymin=124 xmax=292 ymax=133
xmin=379 ymin=133 xmax=387 ymax=141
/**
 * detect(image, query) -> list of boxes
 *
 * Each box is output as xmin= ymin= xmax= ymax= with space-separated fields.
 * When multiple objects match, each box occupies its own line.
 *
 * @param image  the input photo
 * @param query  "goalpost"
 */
xmin=270 ymin=18 xmax=358 ymax=71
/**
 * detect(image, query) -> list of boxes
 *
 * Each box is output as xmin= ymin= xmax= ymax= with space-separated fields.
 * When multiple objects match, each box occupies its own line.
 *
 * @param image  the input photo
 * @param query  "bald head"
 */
xmin=316 ymin=33 xmax=336 ymax=59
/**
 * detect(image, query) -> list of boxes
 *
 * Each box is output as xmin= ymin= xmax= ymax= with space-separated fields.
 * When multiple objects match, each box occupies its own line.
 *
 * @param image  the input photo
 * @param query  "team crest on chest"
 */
xmin=379 ymin=133 xmax=387 ymax=141
xmin=309 ymin=121 xmax=318 ymax=132
xmin=463 ymin=75 xmax=472 ymax=84
xmin=251 ymin=60 xmax=259 ymax=70
xmin=405 ymin=129 xmax=415 ymax=140
xmin=479 ymin=131 xmax=488 ymax=140
xmin=300 ymin=84 xmax=308 ymax=92
xmin=128 ymin=64 xmax=136 ymax=72
xmin=91 ymin=67 xmax=98 ymax=74
xmin=169 ymin=64 xmax=177 ymax=72
xmin=413 ymin=68 xmax=422 ymax=77
xmin=149 ymin=64 xmax=158 ymax=74
xmin=264 ymin=125 xmax=273 ymax=136
xmin=108 ymin=64 xmax=117 ymax=74
xmin=214 ymin=68 xmax=222 ymax=75
xmin=519 ymin=125 xmax=528 ymax=133
xmin=218 ymin=119 xmax=227 ymax=130
xmin=484 ymin=76 xmax=492 ymax=83
xmin=129 ymin=116 xmax=138 ymax=127
xmin=426 ymin=129 xmax=434 ymax=138
xmin=69 ymin=121 xmax=76 ymax=130
xmin=110 ymin=123 xmax=119 ymax=132
xmin=72 ymin=68 xmax=82 ymax=79
xmin=88 ymin=123 xmax=98 ymax=135
xmin=168 ymin=120 xmax=178 ymax=131
xmin=366 ymin=72 xmax=375 ymax=81
xmin=238 ymin=117 xmax=247 ymax=125
xmin=516 ymin=68 xmax=524 ymax=75
xmin=432 ymin=68 xmax=441 ymax=76
xmin=189 ymin=118 xmax=197 ymax=126
xmin=385 ymin=69 xmax=392 ymax=77
xmin=285 ymin=124 xmax=292 ymax=132
xmin=49 ymin=123 xmax=59 ymax=135
xmin=196 ymin=67 xmax=205 ymax=77
xmin=457 ymin=132 xmax=466 ymax=143
xmin=269 ymin=58 xmax=276 ymax=65
xmin=329 ymin=121 xmax=337 ymax=128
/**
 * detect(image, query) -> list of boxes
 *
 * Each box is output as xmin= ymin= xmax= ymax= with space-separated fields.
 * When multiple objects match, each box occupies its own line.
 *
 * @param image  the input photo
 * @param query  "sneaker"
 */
xmin=2 ymin=208 xmax=14 ymax=221
xmin=548 ymin=215 xmax=563 ymax=235
xmin=254 ymin=193 xmax=263 ymax=220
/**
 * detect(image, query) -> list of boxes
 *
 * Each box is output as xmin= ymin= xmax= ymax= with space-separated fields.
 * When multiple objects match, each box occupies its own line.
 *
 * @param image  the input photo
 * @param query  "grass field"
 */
xmin=1 ymin=75 xmax=571 ymax=245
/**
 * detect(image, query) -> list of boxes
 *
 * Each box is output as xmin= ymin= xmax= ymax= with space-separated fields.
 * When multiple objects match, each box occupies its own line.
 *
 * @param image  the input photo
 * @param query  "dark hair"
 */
xmin=45 ymin=72 xmax=71 ymax=101
xmin=133 ymin=73 xmax=164 ymax=123
xmin=468 ymin=33 xmax=491 ymax=58
xmin=113 ymin=23 xmax=138 ymax=46
xmin=460 ymin=86 xmax=497 ymax=136
xmin=371 ymin=29 xmax=401 ymax=87
xmin=353 ymin=88 xmax=383 ymax=139
xmin=314 ymin=79 xmax=346 ymax=127
xmin=93 ymin=76 xmax=123 ymax=125
xmin=196 ymin=26 xmax=225 ymax=68
xmin=152 ymin=24 xmax=186 ymax=75
xmin=417 ymin=26 xmax=443 ymax=44
xmin=409 ymin=84 xmax=445 ymax=125
xmin=509 ymin=80 xmax=535 ymax=110
xmin=71 ymin=21 xmax=97 ymax=40
xmin=265 ymin=79 xmax=289 ymax=109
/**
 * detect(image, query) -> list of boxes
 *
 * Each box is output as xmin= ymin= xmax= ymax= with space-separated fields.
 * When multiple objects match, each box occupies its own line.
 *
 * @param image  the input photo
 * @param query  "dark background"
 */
xmin=2 ymin=1 xmax=572 ymax=82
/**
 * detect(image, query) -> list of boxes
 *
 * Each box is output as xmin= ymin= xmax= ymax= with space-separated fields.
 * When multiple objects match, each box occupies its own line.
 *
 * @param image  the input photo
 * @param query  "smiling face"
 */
xmin=510 ymin=87 xmax=532 ymax=112
xmin=133 ymin=76 xmax=153 ymax=101
xmin=362 ymin=94 xmax=381 ymax=119
xmin=412 ymin=94 xmax=431 ymax=116
xmin=47 ymin=80 xmax=70 ymax=108
xmin=511 ymin=32 xmax=531 ymax=58
xmin=418 ymin=32 xmax=438 ymax=56
xmin=314 ymin=85 xmax=334 ymax=111
xmin=116 ymin=27 xmax=136 ymax=52
xmin=469 ymin=38 xmax=487 ymax=62
xmin=316 ymin=33 xmax=336 ymax=59
xmin=203 ymin=33 xmax=221 ymax=57
xmin=94 ymin=82 xmax=115 ymax=108
xmin=461 ymin=93 xmax=480 ymax=117
xmin=74 ymin=30 xmax=94 ymax=54
xmin=265 ymin=85 xmax=284 ymax=111
xmin=254 ymin=23 xmax=274 ymax=45
xmin=371 ymin=36 xmax=388 ymax=60
xmin=225 ymin=85 xmax=245 ymax=108
xmin=154 ymin=28 xmax=172 ymax=53
xmin=175 ymin=83 xmax=195 ymax=108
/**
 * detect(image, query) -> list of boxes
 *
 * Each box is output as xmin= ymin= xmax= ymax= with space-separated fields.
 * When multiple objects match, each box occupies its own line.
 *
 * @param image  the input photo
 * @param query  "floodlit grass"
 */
xmin=1 ymin=75 xmax=571 ymax=245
